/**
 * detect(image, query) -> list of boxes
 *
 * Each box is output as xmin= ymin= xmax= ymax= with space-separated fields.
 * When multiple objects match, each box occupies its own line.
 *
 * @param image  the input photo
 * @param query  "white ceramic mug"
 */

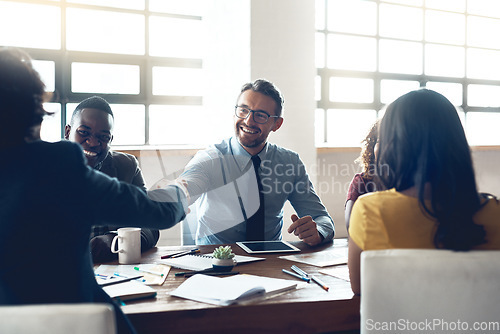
xmin=111 ymin=228 xmax=141 ymax=264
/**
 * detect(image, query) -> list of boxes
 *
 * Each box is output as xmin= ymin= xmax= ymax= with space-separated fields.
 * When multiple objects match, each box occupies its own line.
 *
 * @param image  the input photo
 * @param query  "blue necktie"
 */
xmin=246 ymin=155 xmax=265 ymax=241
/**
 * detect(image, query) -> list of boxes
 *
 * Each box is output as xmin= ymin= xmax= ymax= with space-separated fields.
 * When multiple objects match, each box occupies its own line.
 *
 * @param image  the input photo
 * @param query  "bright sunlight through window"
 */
xmin=0 ymin=0 xmax=206 ymax=146
xmin=316 ymin=0 xmax=500 ymax=147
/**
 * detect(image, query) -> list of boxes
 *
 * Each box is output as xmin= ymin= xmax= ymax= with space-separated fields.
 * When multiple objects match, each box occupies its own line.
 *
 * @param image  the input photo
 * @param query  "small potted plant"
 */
xmin=212 ymin=245 xmax=237 ymax=272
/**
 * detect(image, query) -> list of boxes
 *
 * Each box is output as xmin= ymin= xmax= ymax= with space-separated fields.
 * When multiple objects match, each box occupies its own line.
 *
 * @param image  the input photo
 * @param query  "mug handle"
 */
xmin=110 ymin=235 xmax=123 ymax=254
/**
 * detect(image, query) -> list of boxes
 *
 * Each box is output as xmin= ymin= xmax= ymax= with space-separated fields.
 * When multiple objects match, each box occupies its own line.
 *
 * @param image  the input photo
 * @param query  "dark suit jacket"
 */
xmin=93 ymin=151 xmax=160 ymax=254
xmin=0 ymin=140 xmax=185 ymax=306
xmin=99 ymin=150 xmax=146 ymax=189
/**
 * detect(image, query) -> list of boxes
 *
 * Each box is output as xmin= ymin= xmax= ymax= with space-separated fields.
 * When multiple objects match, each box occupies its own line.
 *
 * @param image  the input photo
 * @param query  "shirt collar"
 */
xmin=230 ymin=137 xmax=269 ymax=171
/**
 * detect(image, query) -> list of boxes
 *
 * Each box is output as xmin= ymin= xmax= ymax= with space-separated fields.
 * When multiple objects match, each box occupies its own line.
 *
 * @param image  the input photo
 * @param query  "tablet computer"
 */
xmin=236 ymin=241 xmax=301 ymax=254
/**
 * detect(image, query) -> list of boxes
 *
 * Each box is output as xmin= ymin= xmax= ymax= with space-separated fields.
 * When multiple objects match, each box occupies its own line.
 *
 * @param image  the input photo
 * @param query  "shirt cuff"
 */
xmin=315 ymin=216 xmax=335 ymax=243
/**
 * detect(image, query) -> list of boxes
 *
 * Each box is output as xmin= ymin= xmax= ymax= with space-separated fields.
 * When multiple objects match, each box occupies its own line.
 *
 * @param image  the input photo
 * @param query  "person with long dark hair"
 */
xmin=0 ymin=47 xmax=187 ymax=333
xmin=347 ymin=89 xmax=500 ymax=295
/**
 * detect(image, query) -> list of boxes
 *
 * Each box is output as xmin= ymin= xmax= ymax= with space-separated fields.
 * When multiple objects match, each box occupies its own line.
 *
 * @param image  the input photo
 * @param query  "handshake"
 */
xmin=149 ymin=178 xmax=190 ymax=206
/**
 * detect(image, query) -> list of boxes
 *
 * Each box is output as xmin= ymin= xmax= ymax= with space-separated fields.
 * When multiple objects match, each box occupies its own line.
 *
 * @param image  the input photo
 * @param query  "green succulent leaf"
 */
xmin=212 ymin=245 xmax=235 ymax=259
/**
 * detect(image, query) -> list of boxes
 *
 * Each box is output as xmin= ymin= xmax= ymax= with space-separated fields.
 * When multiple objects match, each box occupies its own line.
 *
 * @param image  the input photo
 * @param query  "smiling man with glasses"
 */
xmin=178 ymin=79 xmax=334 ymax=246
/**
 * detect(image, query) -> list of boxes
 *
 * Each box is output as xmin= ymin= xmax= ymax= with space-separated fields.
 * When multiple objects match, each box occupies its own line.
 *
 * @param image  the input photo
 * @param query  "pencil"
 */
xmin=282 ymin=269 xmax=310 ymax=282
xmin=310 ymin=275 xmax=329 ymax=291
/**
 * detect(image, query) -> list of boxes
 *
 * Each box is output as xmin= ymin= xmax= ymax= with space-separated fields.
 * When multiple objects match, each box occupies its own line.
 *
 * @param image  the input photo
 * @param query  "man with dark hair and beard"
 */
xmin=177 ymin=79 xmax=334 ymax=245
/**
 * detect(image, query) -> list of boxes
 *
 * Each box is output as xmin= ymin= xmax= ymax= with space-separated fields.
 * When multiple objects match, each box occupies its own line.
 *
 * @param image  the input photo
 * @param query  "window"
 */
xmin=316 ymin=0 xmax=500 ymax=146
xmin=0 ymin=0 xmax=206 ymax=146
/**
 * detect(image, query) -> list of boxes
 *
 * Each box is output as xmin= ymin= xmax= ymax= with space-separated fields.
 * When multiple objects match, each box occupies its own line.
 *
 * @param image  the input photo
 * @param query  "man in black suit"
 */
xmin=0 ymin=47 xmax=186 ymax=334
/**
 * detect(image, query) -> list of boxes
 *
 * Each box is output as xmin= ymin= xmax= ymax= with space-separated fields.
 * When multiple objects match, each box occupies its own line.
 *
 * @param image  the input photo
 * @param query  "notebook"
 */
xmin=160 ymin=253 xmax=265 ymax=271
xmin=102 ymin=280 xmax=157 ymax=302
xmin=170 ymin=274 xmax=297 ymax=306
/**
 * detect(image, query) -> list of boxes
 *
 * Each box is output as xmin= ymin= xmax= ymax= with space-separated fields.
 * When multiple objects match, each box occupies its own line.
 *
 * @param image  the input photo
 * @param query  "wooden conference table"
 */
xmin=120 ymin=239 xmax=360 ymax=334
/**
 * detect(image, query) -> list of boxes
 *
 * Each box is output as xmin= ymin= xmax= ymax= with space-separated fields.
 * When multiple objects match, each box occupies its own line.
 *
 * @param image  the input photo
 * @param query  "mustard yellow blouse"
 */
xmin=349 ymin=189 xmax=500 ymax=250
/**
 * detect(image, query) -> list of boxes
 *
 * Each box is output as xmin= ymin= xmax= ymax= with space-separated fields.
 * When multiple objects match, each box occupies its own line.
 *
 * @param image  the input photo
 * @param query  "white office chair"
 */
xmin=0 ymin=303 xmax=116 ymax=334
xmin=361 ymin=249 xmax=500 ymax=334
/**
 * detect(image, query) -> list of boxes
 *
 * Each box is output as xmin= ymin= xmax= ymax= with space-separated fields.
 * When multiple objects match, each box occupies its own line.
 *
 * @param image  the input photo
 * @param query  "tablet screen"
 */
xmin=236 ymin=241 xmax=300 ymax=254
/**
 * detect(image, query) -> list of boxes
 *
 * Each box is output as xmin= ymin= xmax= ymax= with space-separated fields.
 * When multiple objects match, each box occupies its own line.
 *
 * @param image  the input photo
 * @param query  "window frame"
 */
xmin=316 ymin=0 xmax=500 ymax=146
xmin=6 ymin=0 xmax=203 ymax=145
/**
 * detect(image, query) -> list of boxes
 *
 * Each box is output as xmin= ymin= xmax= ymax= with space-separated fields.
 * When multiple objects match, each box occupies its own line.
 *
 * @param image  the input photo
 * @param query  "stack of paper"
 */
xmin=170 ymin=274 xmax=297 ymax=306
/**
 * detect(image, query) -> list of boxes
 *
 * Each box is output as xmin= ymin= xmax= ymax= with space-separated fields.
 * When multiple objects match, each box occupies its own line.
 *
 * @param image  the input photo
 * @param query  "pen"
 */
xmin=113 ymin=272 xmax=128 ymax=278
xmin=289 ymin=265 xmax=329 ymax=291
xmin=161 ymin=248 xmax=199 ymax=259
xmin=134 ymin=267 xmax=164 ymax=277
xmin=310 ymin=275 xmax=329 ymax=291
xmin=95 ymin=273 xmax=110 ymax=279
xmin=100 ymin=275 xmax=144 ymax=287
xmin=174 ymin=268 xmax=214 ymax=277
xmin=114 ymin=297 xmax=126 ymax=306
xmin=170 ymin=248 xmax=200 ymax=258
xmin=282 ymin=269 xmax=310 ymax=282
xmin=185 ymin=271 xmax=239 ymax=278
xmin=291 ymin=265 xmax=308 ymax=278
xmin=113 ymin=272 xmax=145 ymax=281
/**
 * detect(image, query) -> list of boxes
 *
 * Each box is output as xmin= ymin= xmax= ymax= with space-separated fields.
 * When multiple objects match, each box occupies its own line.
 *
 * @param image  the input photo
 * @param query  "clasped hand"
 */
xmin=287 ymin=214 xmax=322 ymax=246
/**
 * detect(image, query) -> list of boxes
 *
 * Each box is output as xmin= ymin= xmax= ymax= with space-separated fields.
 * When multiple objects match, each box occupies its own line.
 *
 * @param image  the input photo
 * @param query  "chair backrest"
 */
xmin=361 ymin=249 xmax=500 ymax=334
xmin=0 ymin=303 xmax=116 ymax=334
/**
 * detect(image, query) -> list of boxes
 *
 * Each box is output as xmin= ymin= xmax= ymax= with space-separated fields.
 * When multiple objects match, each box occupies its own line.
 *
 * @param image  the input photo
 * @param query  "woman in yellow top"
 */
xmin=348 ymin=89 xmax=500 ymax=295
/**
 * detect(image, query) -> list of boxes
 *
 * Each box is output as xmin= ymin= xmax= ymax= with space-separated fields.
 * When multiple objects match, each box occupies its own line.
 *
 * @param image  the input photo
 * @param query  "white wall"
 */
xmin=472 ymin=149 xmax=500 ymax=195
xmin=315 ymin=149 xmax=361 ymax=239
xmin=203 ymin=0 xmax=251 ymax=143
xmin=250 ymin=0 xmax=316 ymax=176
xmin=250 ymin=0 xmax=317 ymax=241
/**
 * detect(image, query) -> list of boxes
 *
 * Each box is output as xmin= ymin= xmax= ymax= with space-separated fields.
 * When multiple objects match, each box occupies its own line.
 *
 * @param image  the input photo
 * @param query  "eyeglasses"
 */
xmin=234 ymin=106 xmax=280 ymax=124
